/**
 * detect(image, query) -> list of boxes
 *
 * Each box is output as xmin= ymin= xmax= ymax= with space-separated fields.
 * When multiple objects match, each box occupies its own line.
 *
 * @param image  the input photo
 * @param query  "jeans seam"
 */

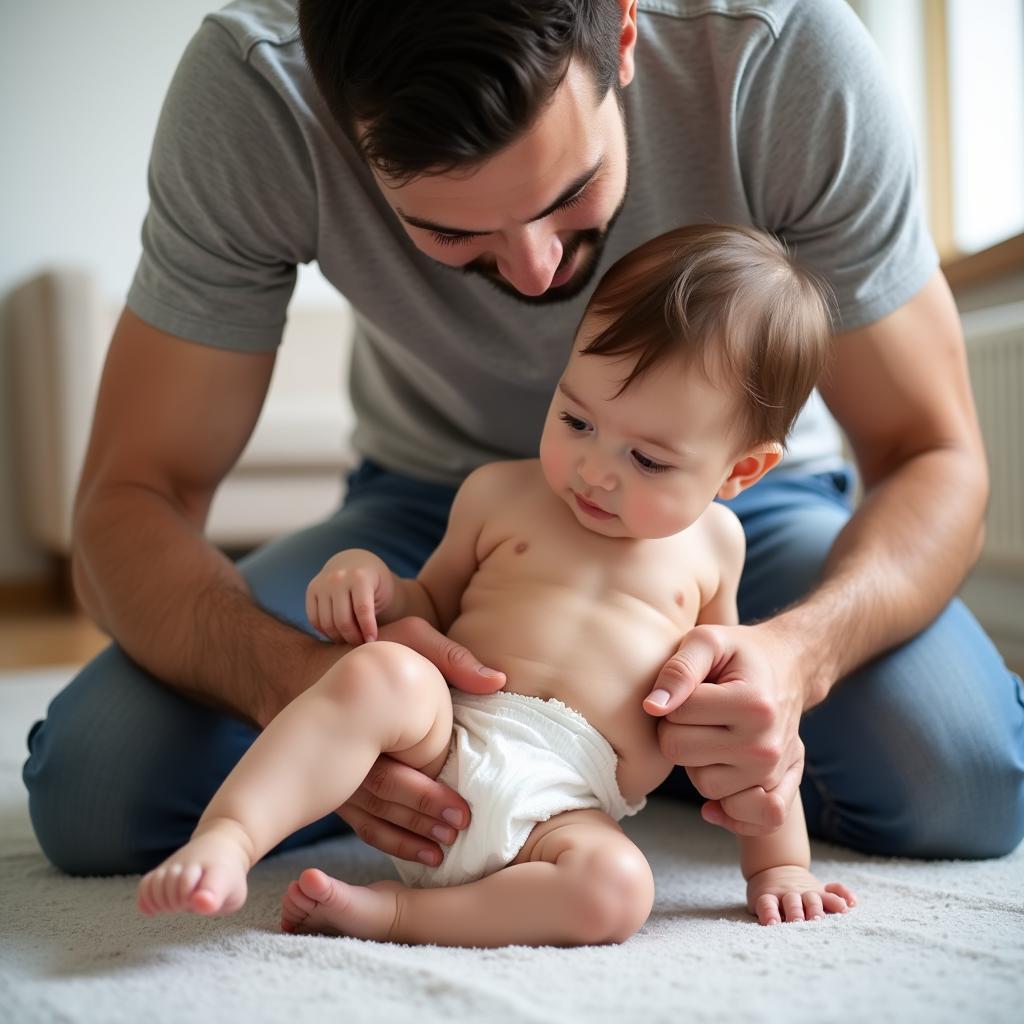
xmin=802 ymin=759 xmax=839 ymax=843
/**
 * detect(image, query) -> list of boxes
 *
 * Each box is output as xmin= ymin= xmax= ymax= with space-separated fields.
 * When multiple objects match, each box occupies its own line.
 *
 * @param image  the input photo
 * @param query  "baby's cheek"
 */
xmin=540 ymin=423 xmax=573 ymax=475
xmin=629 ymin=491 xmax=696 ymax=539
xmin=538 ymin=433 xmax=567 ymax=490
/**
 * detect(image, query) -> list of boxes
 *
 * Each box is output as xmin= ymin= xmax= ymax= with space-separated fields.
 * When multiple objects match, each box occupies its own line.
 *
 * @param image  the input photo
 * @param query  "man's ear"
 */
xmin=618 ymin=1 xmax=639 ymax=87
xmin=717 ymin=443 xmax=783 ymax=500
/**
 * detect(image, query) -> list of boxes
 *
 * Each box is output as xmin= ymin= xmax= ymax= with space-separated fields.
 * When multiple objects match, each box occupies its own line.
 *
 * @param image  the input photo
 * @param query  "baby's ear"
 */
xmin=717 ymin=442 xmax=783 ymax=500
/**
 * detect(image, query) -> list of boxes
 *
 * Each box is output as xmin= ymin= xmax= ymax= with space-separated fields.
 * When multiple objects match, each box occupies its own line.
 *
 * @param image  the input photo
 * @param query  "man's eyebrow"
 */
xmin=396 ymin=159 xmax=604 ymax=238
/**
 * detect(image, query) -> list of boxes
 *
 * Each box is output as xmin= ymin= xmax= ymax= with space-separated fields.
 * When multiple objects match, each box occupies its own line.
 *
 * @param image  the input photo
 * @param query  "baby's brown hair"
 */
xmin=581 ymin=224 xmax=834 ymax=450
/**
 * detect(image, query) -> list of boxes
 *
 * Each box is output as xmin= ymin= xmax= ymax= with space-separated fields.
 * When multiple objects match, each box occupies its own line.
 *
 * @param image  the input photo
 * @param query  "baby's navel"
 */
xmin=514 ymin=541 xmax=529 ymax=554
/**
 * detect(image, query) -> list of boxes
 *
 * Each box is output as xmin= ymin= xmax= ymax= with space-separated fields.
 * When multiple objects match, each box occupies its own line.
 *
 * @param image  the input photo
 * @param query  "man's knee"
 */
xmin=22 ymin=648 xmax=253 ymax=875
xmin=23 ymin=702 xmax=150 ymax=876
xmin=804 ymin=640 xmax=1024 ymax=860
xmin=885 ymin=745 xmax=1024 ymax=859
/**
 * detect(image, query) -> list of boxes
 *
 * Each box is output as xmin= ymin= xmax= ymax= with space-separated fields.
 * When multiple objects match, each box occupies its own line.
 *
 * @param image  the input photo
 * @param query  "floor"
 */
xmin=3 ymin=668 xmax=1021 ymax=1024
xmin=0 ymin=612 xmax=107 ymax=672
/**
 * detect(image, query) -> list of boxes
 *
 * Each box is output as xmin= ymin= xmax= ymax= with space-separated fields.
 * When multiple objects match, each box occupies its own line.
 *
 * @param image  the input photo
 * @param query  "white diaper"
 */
xmin=393 ymin=690 xmax=646 ymax=889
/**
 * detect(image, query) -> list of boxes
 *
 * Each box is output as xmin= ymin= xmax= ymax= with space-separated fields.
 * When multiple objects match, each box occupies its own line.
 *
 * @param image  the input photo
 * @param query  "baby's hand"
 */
xmin=745 ymin=864 xmax=855 ymax=926
xmin=305 ymin=549 xmax=395 ymax=645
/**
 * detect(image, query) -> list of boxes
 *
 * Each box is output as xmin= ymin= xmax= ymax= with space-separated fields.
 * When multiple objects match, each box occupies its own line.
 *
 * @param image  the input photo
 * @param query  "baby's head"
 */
xmin=539 ymin=224 xmax=833 ymax=538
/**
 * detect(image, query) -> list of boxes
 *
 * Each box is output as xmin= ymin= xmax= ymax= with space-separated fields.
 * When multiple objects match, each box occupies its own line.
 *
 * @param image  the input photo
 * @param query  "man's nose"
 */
xmin=495 ymin=227 xmax=563 ymax=296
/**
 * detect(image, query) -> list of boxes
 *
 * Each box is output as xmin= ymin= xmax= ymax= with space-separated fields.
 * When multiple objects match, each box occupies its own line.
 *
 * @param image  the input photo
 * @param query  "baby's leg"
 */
xmin=280 ymin=808 xmax=653 ymax=947
xmin=138 ymin=642 xmax=453 ymax=917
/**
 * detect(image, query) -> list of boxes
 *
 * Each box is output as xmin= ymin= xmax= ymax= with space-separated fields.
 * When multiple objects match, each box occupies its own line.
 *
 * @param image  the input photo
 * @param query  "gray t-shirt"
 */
xmin=127 ymin=0 xmax=937 ymax=486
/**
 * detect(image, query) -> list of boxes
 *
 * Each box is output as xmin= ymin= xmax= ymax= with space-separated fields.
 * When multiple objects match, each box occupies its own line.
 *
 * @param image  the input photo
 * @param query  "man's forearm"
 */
xmin=74 ymin=483 xmax=342 ymax=727
xmin=773 ymin=445 xmax=987 ymax=707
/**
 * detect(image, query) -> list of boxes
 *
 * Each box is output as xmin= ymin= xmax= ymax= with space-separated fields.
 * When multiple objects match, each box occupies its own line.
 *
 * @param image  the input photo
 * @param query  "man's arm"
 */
xmin=73 ymin=308 xmax=325 ymax=727
xmin=651 ymin=271 xmax=988 ymax=834
xmin=73 ymin=310 xmax=502 ymax=730
xmin=783 ymin=269 xmax=987 ymax=700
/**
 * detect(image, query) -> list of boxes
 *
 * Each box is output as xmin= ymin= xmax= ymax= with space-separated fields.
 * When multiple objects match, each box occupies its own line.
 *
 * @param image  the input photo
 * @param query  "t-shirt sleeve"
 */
xmin=737 ymin=0 xmax=938 ymax=331
xmin=126 ymin=19 xmax=317 ymax=351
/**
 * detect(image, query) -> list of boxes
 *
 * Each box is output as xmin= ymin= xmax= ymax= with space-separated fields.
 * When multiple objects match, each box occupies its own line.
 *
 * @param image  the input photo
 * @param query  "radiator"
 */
xmin=963 ymin=300 xmax=1024 ymax=569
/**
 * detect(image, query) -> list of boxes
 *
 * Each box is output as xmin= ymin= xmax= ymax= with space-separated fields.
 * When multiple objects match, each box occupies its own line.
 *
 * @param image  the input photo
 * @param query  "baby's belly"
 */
xmin=447 ymin=598 xmax=679 ymax=803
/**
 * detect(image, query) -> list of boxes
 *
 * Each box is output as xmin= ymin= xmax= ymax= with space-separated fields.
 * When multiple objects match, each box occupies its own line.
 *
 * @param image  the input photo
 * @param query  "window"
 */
xmin=851 ymin=0 xmax=1024 ymax=259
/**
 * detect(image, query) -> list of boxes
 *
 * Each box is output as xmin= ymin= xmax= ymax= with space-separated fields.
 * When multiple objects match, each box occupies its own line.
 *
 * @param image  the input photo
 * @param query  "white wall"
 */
xmin=0 ymin=1 xmax=333 ymax=582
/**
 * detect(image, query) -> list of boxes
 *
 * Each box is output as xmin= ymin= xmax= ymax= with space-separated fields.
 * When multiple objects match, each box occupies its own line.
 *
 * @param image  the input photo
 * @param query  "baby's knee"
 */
xmin=570 ymin=842 xmax=655 ymax=945
xmin=320 ymin=641 xmax=440 ymax=704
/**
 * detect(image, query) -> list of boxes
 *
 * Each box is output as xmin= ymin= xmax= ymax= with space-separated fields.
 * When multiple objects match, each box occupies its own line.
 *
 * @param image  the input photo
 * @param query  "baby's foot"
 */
xmin=746 ymin=865 xmax=856 ymax=926
xmin=137 ymin=818 xmax=254 ymax=917
xmin=280 ymin=868 xmax=401 ymax=940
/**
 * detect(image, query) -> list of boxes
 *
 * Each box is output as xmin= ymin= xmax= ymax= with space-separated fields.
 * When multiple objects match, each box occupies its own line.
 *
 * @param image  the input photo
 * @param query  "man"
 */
xmin=24 ymin=0 xmax=1023 ymax=875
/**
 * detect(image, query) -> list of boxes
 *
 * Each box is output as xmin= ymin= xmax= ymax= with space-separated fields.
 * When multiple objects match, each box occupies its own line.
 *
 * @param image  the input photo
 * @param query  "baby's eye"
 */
xmin=632 ymin=450 xmax=670 ymax=474
xmin=559 ymin=411 xmax=589 ymax=432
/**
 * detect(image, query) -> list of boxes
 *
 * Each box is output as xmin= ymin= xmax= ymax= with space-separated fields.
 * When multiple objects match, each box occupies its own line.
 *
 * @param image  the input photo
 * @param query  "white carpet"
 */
xmin=2 ymin=666 xmax=1022 ymax=1024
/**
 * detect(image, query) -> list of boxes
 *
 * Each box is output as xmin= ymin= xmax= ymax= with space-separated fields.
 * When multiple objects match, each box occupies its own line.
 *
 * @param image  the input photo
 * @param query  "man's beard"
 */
xmin=454 ymin=184 xmax=629 ymax=306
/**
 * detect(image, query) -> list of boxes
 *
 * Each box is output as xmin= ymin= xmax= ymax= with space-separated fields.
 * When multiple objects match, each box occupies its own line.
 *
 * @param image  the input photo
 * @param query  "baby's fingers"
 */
xmin=349 ymin=578 xmax=379 ymax=643
xmin=825 ymin=882 xmax=856 ymax=907
xmin=781 ymin=891 xmax=805 ymax=922
xmin=821 ymin=891 xmax=850 ymax=914
xmin=306 ymin=586 xmax=335 ymax=640
xmin=309 ymin=593 xmax=342 ymax=643
xmin=330 ymin=594 xmax=365 ymax=646
xmin=755 ymin=893 xmax=782 ymax=926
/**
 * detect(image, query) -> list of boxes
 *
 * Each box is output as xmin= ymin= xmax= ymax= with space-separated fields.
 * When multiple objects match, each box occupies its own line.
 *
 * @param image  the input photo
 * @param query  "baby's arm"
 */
xmin=694 ymin=506 xmax=856 ymax=924
xmin=738 ymin=799 xmax=855 ymax=924
xmin=415 ymin=462 xmax=508 ymax=631
xmin=306 ymin=464 xmax=502 ymax=644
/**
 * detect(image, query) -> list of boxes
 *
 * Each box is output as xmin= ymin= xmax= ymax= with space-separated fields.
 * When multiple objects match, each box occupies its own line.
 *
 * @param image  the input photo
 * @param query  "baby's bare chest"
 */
xmin=474 ymin=506 xmax=714 ymax=623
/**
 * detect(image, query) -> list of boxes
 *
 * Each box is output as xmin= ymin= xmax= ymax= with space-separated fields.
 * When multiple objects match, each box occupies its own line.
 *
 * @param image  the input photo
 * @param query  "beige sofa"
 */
xmin=8 ymin=269 xmax=356 ymax=554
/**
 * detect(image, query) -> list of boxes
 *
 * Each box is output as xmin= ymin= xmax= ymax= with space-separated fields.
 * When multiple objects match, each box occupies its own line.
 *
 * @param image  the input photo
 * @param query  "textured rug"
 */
xmin=2 ymin=666 xmax=1022 ymax=1024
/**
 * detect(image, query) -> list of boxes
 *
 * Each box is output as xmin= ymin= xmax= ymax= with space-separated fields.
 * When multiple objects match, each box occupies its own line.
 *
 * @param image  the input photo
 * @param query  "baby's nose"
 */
xmin=578 ymin=455 xmax=617 ymax=489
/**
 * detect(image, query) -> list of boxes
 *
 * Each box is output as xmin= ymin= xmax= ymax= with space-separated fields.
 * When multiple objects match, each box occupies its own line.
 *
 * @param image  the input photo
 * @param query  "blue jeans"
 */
xmin=23 ymin=461 xmax=1024 ymax=874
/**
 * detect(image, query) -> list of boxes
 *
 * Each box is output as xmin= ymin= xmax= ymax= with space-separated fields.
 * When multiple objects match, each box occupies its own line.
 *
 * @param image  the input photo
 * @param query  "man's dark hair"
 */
xmin=298 ymin=1 xmax=623 ymax=183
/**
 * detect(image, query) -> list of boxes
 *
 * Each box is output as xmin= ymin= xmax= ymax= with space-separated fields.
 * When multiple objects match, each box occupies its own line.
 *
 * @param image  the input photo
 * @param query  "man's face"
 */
xmin=370 ymin=61 xmax=630 ymax=304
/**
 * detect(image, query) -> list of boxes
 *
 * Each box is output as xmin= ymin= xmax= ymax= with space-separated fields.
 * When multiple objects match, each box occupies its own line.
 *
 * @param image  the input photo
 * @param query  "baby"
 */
xmin=138 ymin=224 xmax=855 ymax=945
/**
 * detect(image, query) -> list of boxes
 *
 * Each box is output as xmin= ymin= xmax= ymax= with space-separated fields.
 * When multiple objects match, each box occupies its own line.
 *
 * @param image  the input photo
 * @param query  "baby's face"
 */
xmin=538 ymin=344 xmax=748 ymax=539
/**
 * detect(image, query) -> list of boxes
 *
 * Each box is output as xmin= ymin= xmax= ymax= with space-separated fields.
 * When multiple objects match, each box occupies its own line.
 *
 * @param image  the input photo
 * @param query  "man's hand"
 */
xmin=335 ymin=615 xmax=506 ymax=866
xmin=643 ymin=622 xmax=807 ymax=836
xmin=306 ymin=549 xmax=396 ymax=644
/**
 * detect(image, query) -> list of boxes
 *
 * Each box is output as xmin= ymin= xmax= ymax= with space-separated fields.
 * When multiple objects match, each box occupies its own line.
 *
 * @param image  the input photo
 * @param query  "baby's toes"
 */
xmin=159 ymin=863 xmax=187 ymax=911
xmin=174 ymin=863 xmax=203 ymax=908
xmin=755 ymin=893 xmax=782 ymax=926
xmin=137 ymin=872 xmax=159 ymax=915
xmin=781 ymin=891 xmax=805 ymax=922
xmin=280 ymin=880 xmax=317 ymax=932
xmin=144 ymin=868 xmax=171 ymax=913
xmin=802 ymin=891 xmax=825 ymax=920
xmin=187 ymin=862 xmax=236 ymax=914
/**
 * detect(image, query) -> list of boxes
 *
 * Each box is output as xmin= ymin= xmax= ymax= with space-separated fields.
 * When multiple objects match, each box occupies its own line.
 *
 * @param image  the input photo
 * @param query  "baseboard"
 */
xmin=0 ymin=579 xmax=58 ymax=614
xmin=0 ymin=558 xmax=75 ymax=614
